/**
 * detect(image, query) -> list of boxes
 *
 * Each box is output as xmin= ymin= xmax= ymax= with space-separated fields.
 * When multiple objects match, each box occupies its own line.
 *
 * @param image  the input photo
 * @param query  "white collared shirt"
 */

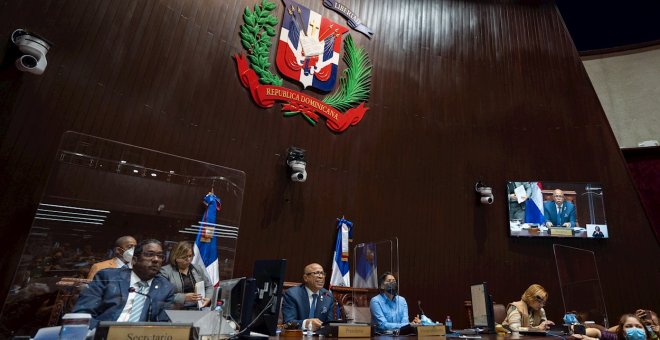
xmin=116 ymin=271 xmax=154 ymax=322
xmin=114 ymin=257 xmax=125 ymax=268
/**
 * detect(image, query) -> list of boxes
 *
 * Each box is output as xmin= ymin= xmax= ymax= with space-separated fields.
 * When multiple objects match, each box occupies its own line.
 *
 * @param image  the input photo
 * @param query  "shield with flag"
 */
xmin=276 ymin=0 xmax=349 ymax=92
xmin=329 ymin=217 xmax=352 ymax=287
xmin=192 ymin=192 xmax=221 ymax=287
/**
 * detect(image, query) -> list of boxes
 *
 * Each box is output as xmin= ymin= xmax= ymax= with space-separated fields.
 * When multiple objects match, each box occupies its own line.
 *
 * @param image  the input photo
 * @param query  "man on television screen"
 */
xmin=544 ymin=189 xmax=576 ymax=228
xmin=282 ymin=263 xmax=335 ymax=332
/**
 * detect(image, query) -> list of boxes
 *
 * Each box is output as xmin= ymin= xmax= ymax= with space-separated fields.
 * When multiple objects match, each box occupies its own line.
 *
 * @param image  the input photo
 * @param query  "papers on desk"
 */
xmin=514 ymin=185 xmax=528 ymax=203
xmin=195 ymin=281 xmax=205 ymax=309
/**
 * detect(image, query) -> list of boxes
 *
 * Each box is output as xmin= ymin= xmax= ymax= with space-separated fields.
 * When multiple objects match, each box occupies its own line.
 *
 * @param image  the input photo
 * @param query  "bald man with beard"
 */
xmin=282 ymin=263 xmax=336 ymax=331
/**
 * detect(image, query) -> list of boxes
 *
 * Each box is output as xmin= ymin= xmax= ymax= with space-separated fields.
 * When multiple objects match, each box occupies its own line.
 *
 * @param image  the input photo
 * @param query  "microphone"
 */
xmin=128 ymin=287 xmax=153 ymax=322
xmin=418 ymin=300 xmax=426 ymax=316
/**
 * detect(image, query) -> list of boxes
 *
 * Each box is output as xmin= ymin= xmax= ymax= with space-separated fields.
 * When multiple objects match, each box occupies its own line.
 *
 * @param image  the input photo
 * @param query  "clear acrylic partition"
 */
xmin=341 ymin=238 xmax=398 ymax=322
xmin=553 ymin=244 xmax=609 ymax=327
xmin=0 ymin=132 xmax=246 ymax=337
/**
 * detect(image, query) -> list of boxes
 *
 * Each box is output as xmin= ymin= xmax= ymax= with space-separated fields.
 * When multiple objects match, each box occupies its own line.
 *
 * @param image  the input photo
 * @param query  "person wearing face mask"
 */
xmin=369 ymin=272 xmax=421 ymax=333
xmin=502 ymin=284 xmax=555 ymax=331
xmin=577 ymin=314 xmax=652 ymax=340
xmin=87 ymin=235 xmax=137 ymax=280
xmin=159 ymin=241 xmax=213 ymax=309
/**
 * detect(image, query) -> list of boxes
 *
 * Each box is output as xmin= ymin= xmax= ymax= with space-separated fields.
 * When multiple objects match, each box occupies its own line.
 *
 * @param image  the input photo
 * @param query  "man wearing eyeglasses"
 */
xmin=73 ymin=239 xmax=175 ymax=329
xmin=282 ymin=263 xmax=336 ymax=332
xmin=543 ymin=189 xmax=576 ymax=228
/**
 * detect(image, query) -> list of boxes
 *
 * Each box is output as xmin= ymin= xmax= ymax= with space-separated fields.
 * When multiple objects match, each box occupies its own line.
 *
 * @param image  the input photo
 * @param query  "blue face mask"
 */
xmin=625 ymin=327 xmax=646 ymax=340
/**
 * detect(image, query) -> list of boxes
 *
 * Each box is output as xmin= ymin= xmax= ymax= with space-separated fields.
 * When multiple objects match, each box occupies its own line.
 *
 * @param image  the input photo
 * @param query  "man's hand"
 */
xmin=537 ymin=320 xmax=555 ymax=330
xmin=546 ymin=221 xmax=554 ymax=228
xmin=412 ymin=315 xmax=421 ymax=324
xmin=563 ymin=222 xmax=572 ymax=228
xmin=304 ymin=318 xmax=323 ymax=331
xmin=201 ymin=298 xmax=211 ymax=307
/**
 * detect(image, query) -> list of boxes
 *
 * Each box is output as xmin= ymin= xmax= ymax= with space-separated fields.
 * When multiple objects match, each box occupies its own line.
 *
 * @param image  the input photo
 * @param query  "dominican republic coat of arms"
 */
xmin=234 ymin=0 xmax=372 ymax=133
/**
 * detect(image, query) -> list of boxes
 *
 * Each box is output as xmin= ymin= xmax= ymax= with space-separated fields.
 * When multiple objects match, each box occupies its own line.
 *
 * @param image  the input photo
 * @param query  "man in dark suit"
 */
xmin=282 ymin=263 xmax=336 ymax=331
xmin=544 ymin=189 xmax=576 ymax=228
xmin=73 ymin=239 xmax=175 ymax=329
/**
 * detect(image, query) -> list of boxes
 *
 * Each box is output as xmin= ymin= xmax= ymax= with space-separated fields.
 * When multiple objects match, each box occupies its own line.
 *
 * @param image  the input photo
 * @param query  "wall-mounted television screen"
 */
xmin=506 ymin=181 xmax=608 ymax=238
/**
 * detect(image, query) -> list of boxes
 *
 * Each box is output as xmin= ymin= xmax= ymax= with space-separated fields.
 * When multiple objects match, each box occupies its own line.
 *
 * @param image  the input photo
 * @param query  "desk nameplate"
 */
xmin=415 ymin=325 xmax=446 ymax=336
xmin=321 ymin=324 xmax=372 ymax=337
xmin=549 ymin=227 xmax=573 ymax=236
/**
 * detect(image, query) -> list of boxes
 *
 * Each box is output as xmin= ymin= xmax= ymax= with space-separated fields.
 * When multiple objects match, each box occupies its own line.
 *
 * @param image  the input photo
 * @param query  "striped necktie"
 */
xmin=128 ymin=281 xmax=148 ymax=322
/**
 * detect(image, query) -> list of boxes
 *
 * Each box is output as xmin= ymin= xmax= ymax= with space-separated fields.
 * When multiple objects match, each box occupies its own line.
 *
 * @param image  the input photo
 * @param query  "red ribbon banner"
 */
xmin=234 ymin=53 xmax=367 ymax=132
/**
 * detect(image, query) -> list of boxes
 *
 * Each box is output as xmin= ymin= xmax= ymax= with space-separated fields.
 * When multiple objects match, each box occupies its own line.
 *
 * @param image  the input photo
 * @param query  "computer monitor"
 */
xmin=470 ymin=282 xmax=494 ymax=332
xmin=218 ymin=277 xmax=257 ymax=327
xmin=217 ymin=260 xmax=287 ymax=337
xmin=247 ymin=259 xmax=287 ymax=336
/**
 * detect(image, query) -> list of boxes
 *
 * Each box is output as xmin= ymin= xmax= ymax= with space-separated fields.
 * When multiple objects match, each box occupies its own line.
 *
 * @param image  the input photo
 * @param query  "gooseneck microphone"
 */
xmin=128 ymin=287 xmax=153 ymax=322
xmin=418 ymin=300 xmax=426 ymax=316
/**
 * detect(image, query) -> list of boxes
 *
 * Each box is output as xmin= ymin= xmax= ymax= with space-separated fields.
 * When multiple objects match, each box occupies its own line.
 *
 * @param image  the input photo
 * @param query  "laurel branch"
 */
xmin=240 ymin=0 xmax=282 ymax=86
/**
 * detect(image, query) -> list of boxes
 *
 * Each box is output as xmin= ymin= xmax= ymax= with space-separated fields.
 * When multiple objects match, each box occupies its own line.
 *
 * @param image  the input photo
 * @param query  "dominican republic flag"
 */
xmin=353 ymin=242 xmax=378 ymax=288
xmin=329 ymin=217 xmax=353 ymax=287
xmin=525 ymin=182 xmax=545 ymax=226
xmin=192 ymin=192 xmax=221 ymax=287
xmin=276 ymin=0 xmax=349 ymax=91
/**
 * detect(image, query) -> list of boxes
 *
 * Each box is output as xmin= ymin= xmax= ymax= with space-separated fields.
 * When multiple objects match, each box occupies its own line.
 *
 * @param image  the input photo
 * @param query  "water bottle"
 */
xmin=445 ymin=315 xmax=453 ymax=332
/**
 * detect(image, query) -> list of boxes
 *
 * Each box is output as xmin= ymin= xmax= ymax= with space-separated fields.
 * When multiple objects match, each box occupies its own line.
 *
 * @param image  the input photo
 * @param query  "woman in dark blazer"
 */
xmin=160 ymin=241 xmax=214 ymax=309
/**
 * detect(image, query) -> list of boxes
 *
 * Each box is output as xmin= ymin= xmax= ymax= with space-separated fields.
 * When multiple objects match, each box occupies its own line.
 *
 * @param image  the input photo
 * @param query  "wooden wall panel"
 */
xmin=0 ymin=0 xmax=658 ymax=334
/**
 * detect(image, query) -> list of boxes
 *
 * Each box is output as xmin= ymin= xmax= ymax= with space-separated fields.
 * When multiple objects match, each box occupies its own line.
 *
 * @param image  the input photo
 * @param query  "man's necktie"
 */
xmin=128 ymin=281 xmax=148 ymax=322
xmin=309 ymin=293 xmax=318 ymax=319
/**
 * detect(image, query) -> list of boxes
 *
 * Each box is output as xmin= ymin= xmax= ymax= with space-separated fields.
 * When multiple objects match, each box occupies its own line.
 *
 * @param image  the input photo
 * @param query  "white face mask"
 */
xmin=122 ymin=247 xmax=134 ymax=264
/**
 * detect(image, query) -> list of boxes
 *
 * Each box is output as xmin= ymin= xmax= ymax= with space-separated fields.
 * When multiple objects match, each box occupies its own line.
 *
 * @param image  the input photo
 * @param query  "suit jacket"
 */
xmin=543 ymin=201 xmax=576 ymax=228
xmin=87 ymin=258 xmax=123 ymax=280
xmin=282 ymin=285 xmax=335 ymax=326
xmin=73 ymin=268 xmax=175 ymax=329
xmin=159 ymin=264 xmax=214 ymax=306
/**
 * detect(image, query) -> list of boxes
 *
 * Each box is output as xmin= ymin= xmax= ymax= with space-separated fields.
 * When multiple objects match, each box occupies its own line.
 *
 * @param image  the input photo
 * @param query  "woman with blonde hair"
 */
xmin=502 ymin=284 xmax=555 ymax=331
xmin=160 ymin=241 xmax=214 ymax=309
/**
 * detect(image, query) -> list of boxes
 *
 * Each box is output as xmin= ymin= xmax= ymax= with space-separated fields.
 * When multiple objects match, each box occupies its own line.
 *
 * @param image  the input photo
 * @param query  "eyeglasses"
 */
xmin=534 ymin=295 xmax=547 ymax=305
xmin=305 ymin=271 xmax=326 ymax=277
xmin=141 ymin=252 xmax=165 ymax=259
xmin=178 ymin=255 xmax=194 ymax=260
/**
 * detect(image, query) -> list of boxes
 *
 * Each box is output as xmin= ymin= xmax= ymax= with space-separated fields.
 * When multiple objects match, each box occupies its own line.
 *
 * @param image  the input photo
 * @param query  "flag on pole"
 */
xmin=353 ymin=242 xmax=378 ymax=288
xmin=329 ymin=217 xmax=352 ymax=287
xmin=525 ymin=182 xmax=545 ymax=226
xmin=193 ymin=192 xmax=220 ymax=287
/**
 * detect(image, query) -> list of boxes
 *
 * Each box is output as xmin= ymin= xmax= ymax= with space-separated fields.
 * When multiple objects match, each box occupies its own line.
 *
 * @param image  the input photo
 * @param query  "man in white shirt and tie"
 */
xmin=544 ymin=189 xmax=577 ymax=228
xmin=282 ymin=263 xmax=336 ymax=332
xmin=73 ymin=239 xmax=176 ymax=329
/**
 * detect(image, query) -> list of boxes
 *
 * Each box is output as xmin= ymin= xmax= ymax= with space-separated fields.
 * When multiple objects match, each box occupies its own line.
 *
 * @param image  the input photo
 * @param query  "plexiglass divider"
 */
xmin=337 ymin=238 xmax=398 ymax=323
xmin=0 ymin=131 xmax=246 ymax=337
xmin=553 ymin=244 xmax=609 ymax=327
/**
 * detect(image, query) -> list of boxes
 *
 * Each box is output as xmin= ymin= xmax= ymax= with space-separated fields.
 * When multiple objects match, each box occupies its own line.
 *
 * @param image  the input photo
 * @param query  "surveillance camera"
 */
xmin=286 ymin=147 xmax=307 ymax=183
xmin=476 ymin=187 xmax=492 ymax=195
xmin=288 ymin=160 xmax=307 ymax=182
xmin=475 ymin=181 xmax=494 ymax=204
xmin=11 ymin=29 xmax=51 ymax=75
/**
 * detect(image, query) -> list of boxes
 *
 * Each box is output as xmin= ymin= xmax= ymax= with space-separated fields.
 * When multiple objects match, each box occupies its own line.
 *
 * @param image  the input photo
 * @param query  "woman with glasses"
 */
xmin=160 ymin=241 xmax=213 ymax=309
xmin=502 ymin=284 xmax=555 ymax=331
